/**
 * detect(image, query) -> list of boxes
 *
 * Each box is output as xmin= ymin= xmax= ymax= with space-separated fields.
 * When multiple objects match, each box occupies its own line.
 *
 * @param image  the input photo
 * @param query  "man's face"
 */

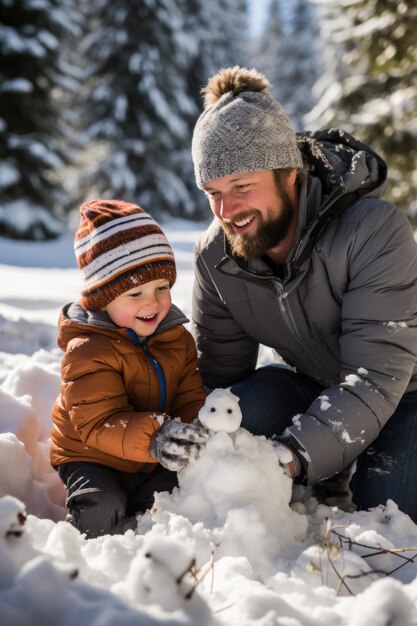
xmin=202 ymin=169 xmax=297 ymax=260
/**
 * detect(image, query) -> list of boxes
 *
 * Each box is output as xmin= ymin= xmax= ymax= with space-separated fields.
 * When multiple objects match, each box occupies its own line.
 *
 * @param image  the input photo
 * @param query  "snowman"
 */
xmin=198 ymin=387 xmax=242 ymax=434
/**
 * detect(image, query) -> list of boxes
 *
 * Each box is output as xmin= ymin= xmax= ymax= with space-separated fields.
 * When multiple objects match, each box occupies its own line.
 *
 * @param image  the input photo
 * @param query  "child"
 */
xmin=51 ymin=199 xmax=208 ymax=538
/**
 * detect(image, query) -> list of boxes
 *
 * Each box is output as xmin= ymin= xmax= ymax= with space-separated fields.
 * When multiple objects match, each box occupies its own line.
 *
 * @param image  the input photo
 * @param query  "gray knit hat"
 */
xmin=192 ymin=66 xmax=303 ymax=188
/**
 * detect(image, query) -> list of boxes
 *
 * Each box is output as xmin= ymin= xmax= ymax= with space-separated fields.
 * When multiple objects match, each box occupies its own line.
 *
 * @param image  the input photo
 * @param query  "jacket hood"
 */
xmin=297 ymin=128 xmax=387 ymax=198
xmin=289 ymin=129 xmax=388 ymax=275
xmin=57 ymin=302 xmax=189 ymax=351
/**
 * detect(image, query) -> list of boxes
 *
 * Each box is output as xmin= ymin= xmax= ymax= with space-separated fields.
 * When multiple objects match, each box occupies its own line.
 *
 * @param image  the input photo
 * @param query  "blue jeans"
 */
xmin=231 ymin=365 xmax=417 ymax=522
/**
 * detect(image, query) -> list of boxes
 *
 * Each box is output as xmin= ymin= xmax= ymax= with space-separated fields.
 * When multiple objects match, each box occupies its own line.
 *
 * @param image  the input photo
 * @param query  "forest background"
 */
xmin=0 ymin=0 xmax=416 ymax=240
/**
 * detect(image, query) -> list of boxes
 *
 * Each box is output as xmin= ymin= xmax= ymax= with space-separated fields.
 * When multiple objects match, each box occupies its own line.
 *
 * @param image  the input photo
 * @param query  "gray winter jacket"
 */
xmin=192 ymin=129 xmax=417 ymax=484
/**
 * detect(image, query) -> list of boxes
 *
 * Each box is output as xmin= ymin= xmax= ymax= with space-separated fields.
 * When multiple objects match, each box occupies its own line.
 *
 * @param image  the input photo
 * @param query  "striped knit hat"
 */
xmin=75 ymin=199 xmax=176 ymax=310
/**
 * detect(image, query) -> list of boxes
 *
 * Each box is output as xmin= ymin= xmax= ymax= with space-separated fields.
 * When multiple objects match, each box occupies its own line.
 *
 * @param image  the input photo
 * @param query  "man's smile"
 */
xmin=233 ymin=215 xmax=255 ymax=228
xmin=224 ymin=214 xmax=256 ymax=234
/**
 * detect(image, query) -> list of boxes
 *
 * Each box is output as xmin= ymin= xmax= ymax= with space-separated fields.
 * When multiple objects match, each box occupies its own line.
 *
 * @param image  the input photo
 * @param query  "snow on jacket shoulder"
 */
xmin=51 ymin=303 xmax=207 ymax=473
xmin=192 ymin=129 xmax=417 ymax=483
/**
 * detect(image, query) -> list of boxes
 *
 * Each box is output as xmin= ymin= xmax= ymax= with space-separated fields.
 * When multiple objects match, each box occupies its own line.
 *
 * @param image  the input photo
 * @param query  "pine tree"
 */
xmin=283 ymin=0 xmax=320 ymax=129
xmin=183 ymin=0 xmax=249 ymax=214
xmin=251 ymin=0 xmax=283 ymax=94
xmin=0 ymin=0 xmax=79 ymax=239
xmin=187 ymin=0 xmax=249 ymax=84
xmin=252 ymin=0 xmax=319 ymax=131
xmin=308 ymin=0 xmax=417 ymax=214
xmin=78 ymin=0 xmax=205 ymax=220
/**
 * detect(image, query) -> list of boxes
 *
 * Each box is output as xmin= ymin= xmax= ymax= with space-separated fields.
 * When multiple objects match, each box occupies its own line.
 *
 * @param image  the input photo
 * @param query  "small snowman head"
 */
xmin=198 ymin=388 xmax=242 ymax=433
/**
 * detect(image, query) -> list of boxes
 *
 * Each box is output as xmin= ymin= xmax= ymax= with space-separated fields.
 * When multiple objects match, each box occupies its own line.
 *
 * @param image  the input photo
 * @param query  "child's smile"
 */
xmin=103 ymin=279 xmax=172 ymax=336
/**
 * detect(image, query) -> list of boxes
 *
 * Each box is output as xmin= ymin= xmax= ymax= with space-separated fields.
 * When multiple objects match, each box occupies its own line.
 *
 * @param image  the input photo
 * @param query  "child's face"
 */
xmin=103 ymin=278 xmax=172 ymax=336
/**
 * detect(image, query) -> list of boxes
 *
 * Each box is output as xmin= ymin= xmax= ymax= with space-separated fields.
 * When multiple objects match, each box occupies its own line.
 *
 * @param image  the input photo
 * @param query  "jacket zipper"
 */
xmin=126 ymin=328 xmax=167 ymax=412
xmin=274 ymin=280 xmax=309 ymax=348
xmin=223 ymin=265 xmax=334 ymax=380
xmin=273 ymin=280 xmax=336 ymax=381
xmin=221 ymin=264 xmax=313 ymax=356
xmin=142 ymin=344 xmax=167 ymax=412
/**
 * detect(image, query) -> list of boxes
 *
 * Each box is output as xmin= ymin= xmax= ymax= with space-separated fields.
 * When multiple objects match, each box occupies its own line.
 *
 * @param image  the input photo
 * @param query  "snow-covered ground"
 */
xmin=1 ymin=221 xmax=417 ymax=625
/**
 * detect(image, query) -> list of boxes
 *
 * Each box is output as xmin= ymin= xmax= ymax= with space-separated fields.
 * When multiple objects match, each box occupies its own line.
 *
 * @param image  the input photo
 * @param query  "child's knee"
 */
xmin=67 ymin=490 xmax=126 ymax=538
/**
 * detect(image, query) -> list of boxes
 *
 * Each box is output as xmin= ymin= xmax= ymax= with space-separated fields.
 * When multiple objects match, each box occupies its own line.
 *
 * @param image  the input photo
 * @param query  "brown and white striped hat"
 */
xmin=74 ymin=199 xmax=176 ymax=310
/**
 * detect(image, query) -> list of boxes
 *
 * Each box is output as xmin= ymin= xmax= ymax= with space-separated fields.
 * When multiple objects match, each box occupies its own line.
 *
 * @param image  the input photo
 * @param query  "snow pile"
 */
xmin=143 ymin=428 xmax=308 ymax=577
xmin=1 ymin=348 xmax=417 ymax=624
xmin=1 ymin=230 xmax=417 ymax=623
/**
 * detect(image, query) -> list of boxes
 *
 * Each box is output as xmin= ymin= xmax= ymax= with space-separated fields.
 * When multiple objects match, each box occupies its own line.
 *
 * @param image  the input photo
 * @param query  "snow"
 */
xmin=384 ymin=321 xmax=408 ymax=332
xmin=0 ymin=25 xmax=47 ymax=57
xmin=349 ymin=13 xmax=395 ymax=39
xmin=198 ymin=388 xmax=242 ymax=433
xmin=0 ymin=162 xmax=20 ymax=188
xmin=342 ymin=374 xmax=362 ymax=387
xmin=7 ymin=137 xmax=64 ymax=170
xmin=0 ymin=200 xmax=61 ymax=241
xmin=1 ymin=221 xmax=417 ymax=624
xmin=319 ymin=394 xmax=331 ymax=411
xmin=0 ymin=78 xmax=33 ymax=93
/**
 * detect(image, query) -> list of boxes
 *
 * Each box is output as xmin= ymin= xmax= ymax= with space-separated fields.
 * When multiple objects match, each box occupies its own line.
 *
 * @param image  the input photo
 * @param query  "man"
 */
xmin=191 ymin=66 xmax=417 ymax=521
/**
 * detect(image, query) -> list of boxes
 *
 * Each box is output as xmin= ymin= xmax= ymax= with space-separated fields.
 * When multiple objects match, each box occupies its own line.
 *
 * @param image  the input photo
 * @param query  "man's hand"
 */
xmin=151 ymin=420 xmax=210 ymax=472
xmin=272 ymin=441 xmax=301 ymax=478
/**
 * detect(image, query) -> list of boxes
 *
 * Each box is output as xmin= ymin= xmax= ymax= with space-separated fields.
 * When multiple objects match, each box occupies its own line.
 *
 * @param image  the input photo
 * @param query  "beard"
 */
xmin=221 ymin=185 xmax=295 ymax=261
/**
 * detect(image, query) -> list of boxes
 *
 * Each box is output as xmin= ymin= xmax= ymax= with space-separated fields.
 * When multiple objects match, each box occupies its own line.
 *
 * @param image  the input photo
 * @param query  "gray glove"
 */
xmin=151 ymin=420 xmax=210 ymax=472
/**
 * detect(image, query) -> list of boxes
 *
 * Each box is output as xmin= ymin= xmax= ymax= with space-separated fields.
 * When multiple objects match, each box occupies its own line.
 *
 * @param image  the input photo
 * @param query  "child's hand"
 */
xmin=151 ymin=420 xmax=210 ymax=472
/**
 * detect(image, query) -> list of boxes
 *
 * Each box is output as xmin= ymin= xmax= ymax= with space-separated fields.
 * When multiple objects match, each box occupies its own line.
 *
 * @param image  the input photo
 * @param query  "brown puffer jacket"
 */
xmin=51 ymin=302 xmax=207 ymax=473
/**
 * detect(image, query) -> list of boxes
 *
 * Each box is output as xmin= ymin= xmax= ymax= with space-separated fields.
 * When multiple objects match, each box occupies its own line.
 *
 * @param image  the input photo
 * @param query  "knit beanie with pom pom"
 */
xmin=192 ymin=65 xmax=303 ymax=188
xmin=74 ymin=199 xmax=176 ymax=310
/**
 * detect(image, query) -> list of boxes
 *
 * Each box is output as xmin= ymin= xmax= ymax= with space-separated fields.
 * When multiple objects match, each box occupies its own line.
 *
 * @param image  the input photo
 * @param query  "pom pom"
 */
xmin=202 ymin=65 xmax=271 ymax=107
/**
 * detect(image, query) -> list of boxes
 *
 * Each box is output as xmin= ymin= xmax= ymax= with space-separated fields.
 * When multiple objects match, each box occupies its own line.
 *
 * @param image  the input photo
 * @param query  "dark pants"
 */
xmin=231 ymin=364 xmax=417 ymax=522
xmin=58 ymin=462 xmax=178 ymax=538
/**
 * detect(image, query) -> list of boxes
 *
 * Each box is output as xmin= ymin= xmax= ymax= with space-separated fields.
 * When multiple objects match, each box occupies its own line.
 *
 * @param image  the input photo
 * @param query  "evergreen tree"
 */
xmin=252 ymin=0 xmax=319 ymax=131
xmin=283 ymin=0 xmax=320 ymax=129
xmin=0 ymin=0 xmax=80 ymax=239
xmin=304 ymin=0 xmax=349 ymax=127
xmin=251 ymin=0 xmax=283 ymax=94
xmin=308 ymin=0 xmax=417 ymax=214
xmin=78 ymin=0 xmax=205 ymax=220
xmin=183 ymin=0 xmax=249 ymax=214
xmin=185 ymin=0 xmax=249 ymax=86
